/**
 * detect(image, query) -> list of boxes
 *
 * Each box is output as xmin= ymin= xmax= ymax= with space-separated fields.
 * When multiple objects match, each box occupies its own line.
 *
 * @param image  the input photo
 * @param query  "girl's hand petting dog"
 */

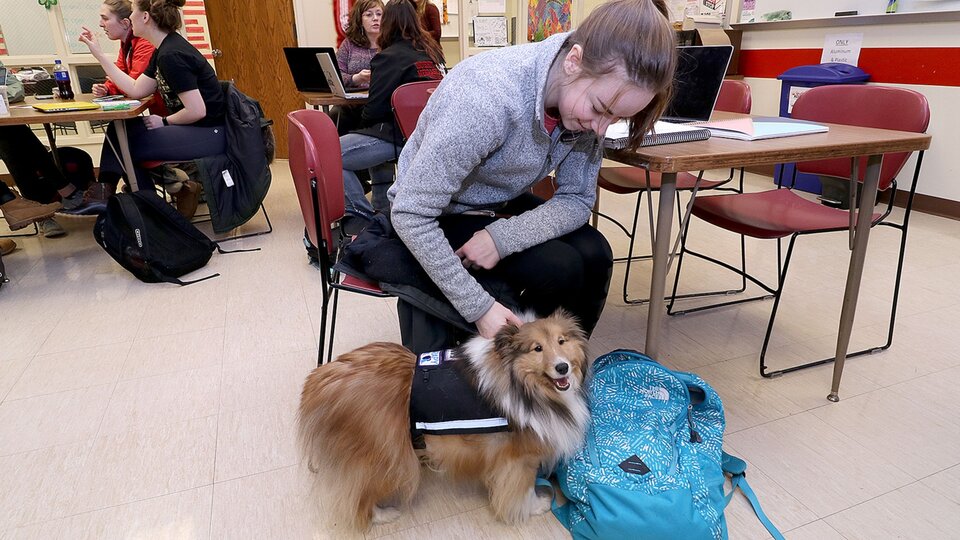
xmin=476 ymin=302 xmax=523 ymax=339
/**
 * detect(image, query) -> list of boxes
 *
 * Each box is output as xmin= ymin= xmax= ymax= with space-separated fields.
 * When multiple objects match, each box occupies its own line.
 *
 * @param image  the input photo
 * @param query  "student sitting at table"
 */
xmin=78 ymin=0 xmax=224 ymax=200
xmin=0 ymin=61 xmax=85 ymax=236
xmin=331 ymin=0 xmax=384 ymax=135
xmin=340 ymin=0 xmax=444 ymax=228
xmin=70 ymin=0 xmax=189 ymax=214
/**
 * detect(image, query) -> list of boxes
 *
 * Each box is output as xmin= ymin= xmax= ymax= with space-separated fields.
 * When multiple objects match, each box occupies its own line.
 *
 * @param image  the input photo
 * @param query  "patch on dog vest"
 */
xmin=410 ymin=348 xmax=509 ymax=436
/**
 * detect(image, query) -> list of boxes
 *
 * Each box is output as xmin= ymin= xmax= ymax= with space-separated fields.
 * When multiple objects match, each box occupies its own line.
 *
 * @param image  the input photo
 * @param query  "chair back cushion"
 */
xmin=715 ymin=80 xmax=752 ymax=114
xmin=287 ymin=109 xmax=345 ymax=255
xmin=792 ymin=85 xmax=930 ymax=190
xmin=391 ymin=80 xmax=441 ymax=140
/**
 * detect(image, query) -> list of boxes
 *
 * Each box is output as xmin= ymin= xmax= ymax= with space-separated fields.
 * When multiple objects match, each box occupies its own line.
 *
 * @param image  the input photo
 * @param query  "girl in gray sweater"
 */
xmin=389 ymin=0 xmax=677 ymax=339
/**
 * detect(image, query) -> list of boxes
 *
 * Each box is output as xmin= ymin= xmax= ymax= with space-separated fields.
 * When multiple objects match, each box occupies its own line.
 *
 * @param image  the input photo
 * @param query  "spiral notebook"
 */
xmin=604 ymin=120 xmax=711 ymax=150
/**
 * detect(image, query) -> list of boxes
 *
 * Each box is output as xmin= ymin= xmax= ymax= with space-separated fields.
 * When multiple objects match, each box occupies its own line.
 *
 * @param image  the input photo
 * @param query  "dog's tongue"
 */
xmin=555 ymin=377 xmax=569 ymax=388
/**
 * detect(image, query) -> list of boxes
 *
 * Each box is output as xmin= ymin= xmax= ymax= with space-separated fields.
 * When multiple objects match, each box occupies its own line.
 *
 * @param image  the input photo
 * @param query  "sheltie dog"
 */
xmin=297 ymin=310 xmax=591 ymax=530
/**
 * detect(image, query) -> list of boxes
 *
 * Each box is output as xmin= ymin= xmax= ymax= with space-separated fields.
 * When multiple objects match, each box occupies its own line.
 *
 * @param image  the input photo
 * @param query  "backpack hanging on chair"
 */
xmin=93 ymin=190 xmax=256 ymax=285
xmin=549 ymin=349 xmax=784 ymax=540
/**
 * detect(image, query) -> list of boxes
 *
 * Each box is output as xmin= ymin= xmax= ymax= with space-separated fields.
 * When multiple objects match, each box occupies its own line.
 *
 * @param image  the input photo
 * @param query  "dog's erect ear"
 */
xmin=493 ymin=322 xmax=523 ymax=361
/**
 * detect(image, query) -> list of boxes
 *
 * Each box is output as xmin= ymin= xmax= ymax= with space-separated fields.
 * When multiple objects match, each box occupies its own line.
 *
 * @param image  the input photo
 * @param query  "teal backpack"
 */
xmin=549 ymin=350 xmax=784 ymax=540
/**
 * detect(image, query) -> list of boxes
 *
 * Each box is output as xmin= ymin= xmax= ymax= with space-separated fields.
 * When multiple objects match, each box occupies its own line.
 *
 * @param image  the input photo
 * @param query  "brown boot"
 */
xmin=174 ymin=180 xmax=200 ymax=220
xmin=1 ymin=193 xmax=62 ymax=231
xmin=0 ymin=238 xmax=15 ymax=256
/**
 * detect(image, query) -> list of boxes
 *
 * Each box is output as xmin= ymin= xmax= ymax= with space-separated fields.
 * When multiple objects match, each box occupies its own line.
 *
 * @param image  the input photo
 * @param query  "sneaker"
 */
xmin=59 ymin=189 xmax=86 ymax=212
xmin=59 ymin=183 xmax=114 ymax=215
xmin=150 ymin=165 xmax=189 ymax=194
xmin=0 ymin=193 xmax=62 ymax=231
xmin=0 ymin=238 xmax=15 ymax=256
xmin=174 ymin=180 xmax=200 ymax=220
xmin=40 ymin=218 xmax=66 ymax=238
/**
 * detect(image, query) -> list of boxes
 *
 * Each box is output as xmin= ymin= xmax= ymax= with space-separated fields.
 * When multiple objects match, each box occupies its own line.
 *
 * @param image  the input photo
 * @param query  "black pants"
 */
xmin=0 ymin=125 xmax=68 ymax=203
xmin=437 ymin=193 xmax=613 ymax=336
xmin=99 ymin=118 xmax=226 ymax=191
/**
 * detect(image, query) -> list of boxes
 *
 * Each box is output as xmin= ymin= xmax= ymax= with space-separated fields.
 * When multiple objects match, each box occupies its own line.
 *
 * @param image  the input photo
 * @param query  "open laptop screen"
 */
xmin=662 ymin=45 xmax=734 ymax=123
xmin=283 ymin=47 xmax=338 ymax=93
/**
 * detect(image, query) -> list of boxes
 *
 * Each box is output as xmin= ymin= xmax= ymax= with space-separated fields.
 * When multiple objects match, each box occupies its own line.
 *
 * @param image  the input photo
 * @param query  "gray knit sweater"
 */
xmin=388 ymin=33 xmax=602 ymax=323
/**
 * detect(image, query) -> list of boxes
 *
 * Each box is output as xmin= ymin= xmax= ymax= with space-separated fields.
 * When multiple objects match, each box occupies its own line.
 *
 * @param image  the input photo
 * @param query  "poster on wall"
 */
xmin=527 ymin=0 xmax=572 ymax=42
xmin=474 ymin=16 xmax=508 ymax=46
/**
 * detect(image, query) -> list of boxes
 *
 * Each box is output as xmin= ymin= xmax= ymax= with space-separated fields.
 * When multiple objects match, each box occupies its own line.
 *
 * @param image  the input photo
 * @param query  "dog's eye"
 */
xmin=558 ymin=338 xmax=566 ymax=345
xmin=534 ymin=345 xmax=543 ymax=352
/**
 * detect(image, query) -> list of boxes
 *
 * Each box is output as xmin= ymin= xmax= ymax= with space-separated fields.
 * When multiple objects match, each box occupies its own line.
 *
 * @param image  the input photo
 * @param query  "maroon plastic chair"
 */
xmin=596 ymin=79 xmax=753 ymax=304
xmin=391 ymin=80 xmax=441 ymax=140
xmin=669 ymin=84 xmax=930 ymax=377
xmin=287 ymin=109 xmax=391 ymax=366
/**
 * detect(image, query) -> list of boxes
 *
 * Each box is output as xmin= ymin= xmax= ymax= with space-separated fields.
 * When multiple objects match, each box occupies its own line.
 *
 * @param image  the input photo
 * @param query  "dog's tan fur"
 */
xmin=297 ymin=311 xmax=590 ymax=531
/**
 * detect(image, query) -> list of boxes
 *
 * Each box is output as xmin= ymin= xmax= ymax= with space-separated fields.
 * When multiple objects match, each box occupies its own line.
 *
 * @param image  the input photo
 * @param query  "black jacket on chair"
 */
xmin=352 ymin=40 xmax=443 ymax=146
xmin=195 ymin=81 xmax=272 ymax=234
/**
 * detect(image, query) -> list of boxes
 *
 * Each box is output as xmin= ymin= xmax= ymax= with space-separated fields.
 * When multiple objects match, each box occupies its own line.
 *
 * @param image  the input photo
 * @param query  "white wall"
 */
xmin=740 ymin=20 xmax=960 ymax=202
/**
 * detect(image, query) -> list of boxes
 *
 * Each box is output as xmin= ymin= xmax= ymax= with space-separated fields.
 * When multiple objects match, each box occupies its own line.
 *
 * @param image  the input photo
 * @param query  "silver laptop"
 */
xmin=316 ymin=52 xmax=369 ymax=100
xmin=662 ymin=45 xmax=734 ymax=124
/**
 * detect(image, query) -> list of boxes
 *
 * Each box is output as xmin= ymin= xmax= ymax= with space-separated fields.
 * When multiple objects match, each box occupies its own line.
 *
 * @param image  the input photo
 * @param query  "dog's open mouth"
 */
xmin=551 ymin=377 xmax=570 ymax=391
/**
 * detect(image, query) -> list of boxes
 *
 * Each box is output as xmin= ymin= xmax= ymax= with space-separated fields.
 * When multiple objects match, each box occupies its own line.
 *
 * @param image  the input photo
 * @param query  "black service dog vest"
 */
xmin=410 ymin=349 xmax=510 ymax=436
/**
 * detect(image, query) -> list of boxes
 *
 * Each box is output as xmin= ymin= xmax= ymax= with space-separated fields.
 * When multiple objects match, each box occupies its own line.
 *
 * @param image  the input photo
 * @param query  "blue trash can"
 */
xmin=776 ymin=64 xmax=870 ymax=197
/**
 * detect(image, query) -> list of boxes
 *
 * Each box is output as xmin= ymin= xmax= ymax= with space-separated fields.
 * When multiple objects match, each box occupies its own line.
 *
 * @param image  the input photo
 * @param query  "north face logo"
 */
xmin=619 ymin=454 xmax=650 ymax=475
xmin=637 ymin=385 xmax=670 ymax=401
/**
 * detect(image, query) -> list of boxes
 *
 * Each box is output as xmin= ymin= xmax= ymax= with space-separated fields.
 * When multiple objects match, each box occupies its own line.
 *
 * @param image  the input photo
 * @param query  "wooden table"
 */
xmin=301 ymin=91 xmax=367 ymax=112
xmin=606 ymin=112 xmax=931 ymax=401
xmin=0 ymin=94 xmax=152 ymax=190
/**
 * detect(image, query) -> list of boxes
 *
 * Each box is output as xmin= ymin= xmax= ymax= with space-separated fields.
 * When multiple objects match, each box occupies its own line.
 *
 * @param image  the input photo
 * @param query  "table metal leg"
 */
xmin=112 ymin=118 xmax=139 ymax=192
xmin=42 ymin=123 xmax=61 ymax=169
xmin=828 ymin=154 xmax=883 ymax=402
xmin=644 ymin=171 xmax=677 ymax=359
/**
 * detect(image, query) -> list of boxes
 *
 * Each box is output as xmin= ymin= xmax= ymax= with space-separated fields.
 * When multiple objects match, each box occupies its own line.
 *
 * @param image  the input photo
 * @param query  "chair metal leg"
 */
xmin=317 ymin=280 xmax=331 ymax=367
xmin=327 ymin=285 xmax=341 ymax=364
xmin=208 ymin=204 xmax=274 ymax=243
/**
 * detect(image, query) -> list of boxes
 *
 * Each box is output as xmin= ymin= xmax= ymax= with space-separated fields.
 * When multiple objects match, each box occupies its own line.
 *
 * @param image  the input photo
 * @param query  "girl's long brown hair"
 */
xmin=345 ymin=0 xmax=384 ymax=48
xmin=377 ymin=0 xmax=445 ymax=66
xmin=565 ymin=0 xmax=676 ymax=150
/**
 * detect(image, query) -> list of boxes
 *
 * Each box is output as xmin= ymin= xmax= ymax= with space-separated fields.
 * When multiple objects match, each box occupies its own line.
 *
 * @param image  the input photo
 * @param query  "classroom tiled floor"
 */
xmin=2 ymin=163 xmax=959 ymax=539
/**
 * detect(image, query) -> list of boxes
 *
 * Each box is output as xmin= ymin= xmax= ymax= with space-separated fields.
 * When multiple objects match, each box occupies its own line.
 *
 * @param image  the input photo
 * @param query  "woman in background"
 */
xmin=70 ymin=0 xmax=173 ymax=214
xmin=332 ymin=0 xmax=383 ymax=135
xmin=414 ymin=0 xmax=442 ymax=45
xmin=78 ymin=0 xmax=224 ymax=211
xmin=340 ymin=0 xmax=444 ymax=226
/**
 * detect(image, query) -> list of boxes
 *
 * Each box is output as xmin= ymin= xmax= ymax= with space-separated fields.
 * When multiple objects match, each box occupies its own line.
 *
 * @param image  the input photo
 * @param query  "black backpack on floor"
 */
xmin=94 ymin=191 xmax=255 ymax=285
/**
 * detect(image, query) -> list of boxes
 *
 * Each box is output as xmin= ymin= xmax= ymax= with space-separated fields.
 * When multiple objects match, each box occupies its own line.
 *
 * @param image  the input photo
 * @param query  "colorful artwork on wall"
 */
xmin=527 ymin=0 xmax=572 ymax=42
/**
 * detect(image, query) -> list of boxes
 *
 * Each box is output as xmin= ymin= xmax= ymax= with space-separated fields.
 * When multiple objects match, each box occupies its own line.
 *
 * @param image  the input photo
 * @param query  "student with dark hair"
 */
xmin=331 ymin=0 xmax=384 ymax=134
xmin=78 ymin=0 xmax=223 ymax=216
xmin=340 ymin=0 xmax=444 ymax=225
xmin=390 ymin=0 xmax=677 ymax=338
xmin=65 ymin=0 xmax=174 ymax=214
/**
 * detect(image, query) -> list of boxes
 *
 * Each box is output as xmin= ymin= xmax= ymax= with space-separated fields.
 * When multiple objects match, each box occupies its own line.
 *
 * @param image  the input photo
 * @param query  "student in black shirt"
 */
xmin=79 ymin=0 xmax=225 ymax=194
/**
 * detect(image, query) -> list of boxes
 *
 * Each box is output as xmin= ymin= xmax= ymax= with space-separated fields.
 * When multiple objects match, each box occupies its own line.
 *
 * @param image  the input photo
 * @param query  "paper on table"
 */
xmin=698 ymin=116 xmax=828 ymax=141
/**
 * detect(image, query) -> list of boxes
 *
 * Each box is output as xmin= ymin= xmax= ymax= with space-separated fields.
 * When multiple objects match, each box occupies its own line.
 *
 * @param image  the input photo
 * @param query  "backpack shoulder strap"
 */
xmin=722 ymin=452 xmax=785 ymax=540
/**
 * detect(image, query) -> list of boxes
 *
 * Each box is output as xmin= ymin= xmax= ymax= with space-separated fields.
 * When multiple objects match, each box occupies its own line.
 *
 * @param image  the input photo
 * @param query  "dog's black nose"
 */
xmin=555 ymin=362 xmax=569 ymax=375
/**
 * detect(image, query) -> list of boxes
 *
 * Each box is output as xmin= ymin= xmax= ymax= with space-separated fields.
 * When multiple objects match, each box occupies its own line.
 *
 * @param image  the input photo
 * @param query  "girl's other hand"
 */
xmin=143 ymin=115 xmax=165 ymax=130
xmin=92 ymin=84 xmax=108 ymax=97
xmin=455 ymin=229 xmax=501 ymax=270
xmin=353 ymin=69 xmax=371 ymax=86
xmin=476 ymin=302 xmax=523 ymax=339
